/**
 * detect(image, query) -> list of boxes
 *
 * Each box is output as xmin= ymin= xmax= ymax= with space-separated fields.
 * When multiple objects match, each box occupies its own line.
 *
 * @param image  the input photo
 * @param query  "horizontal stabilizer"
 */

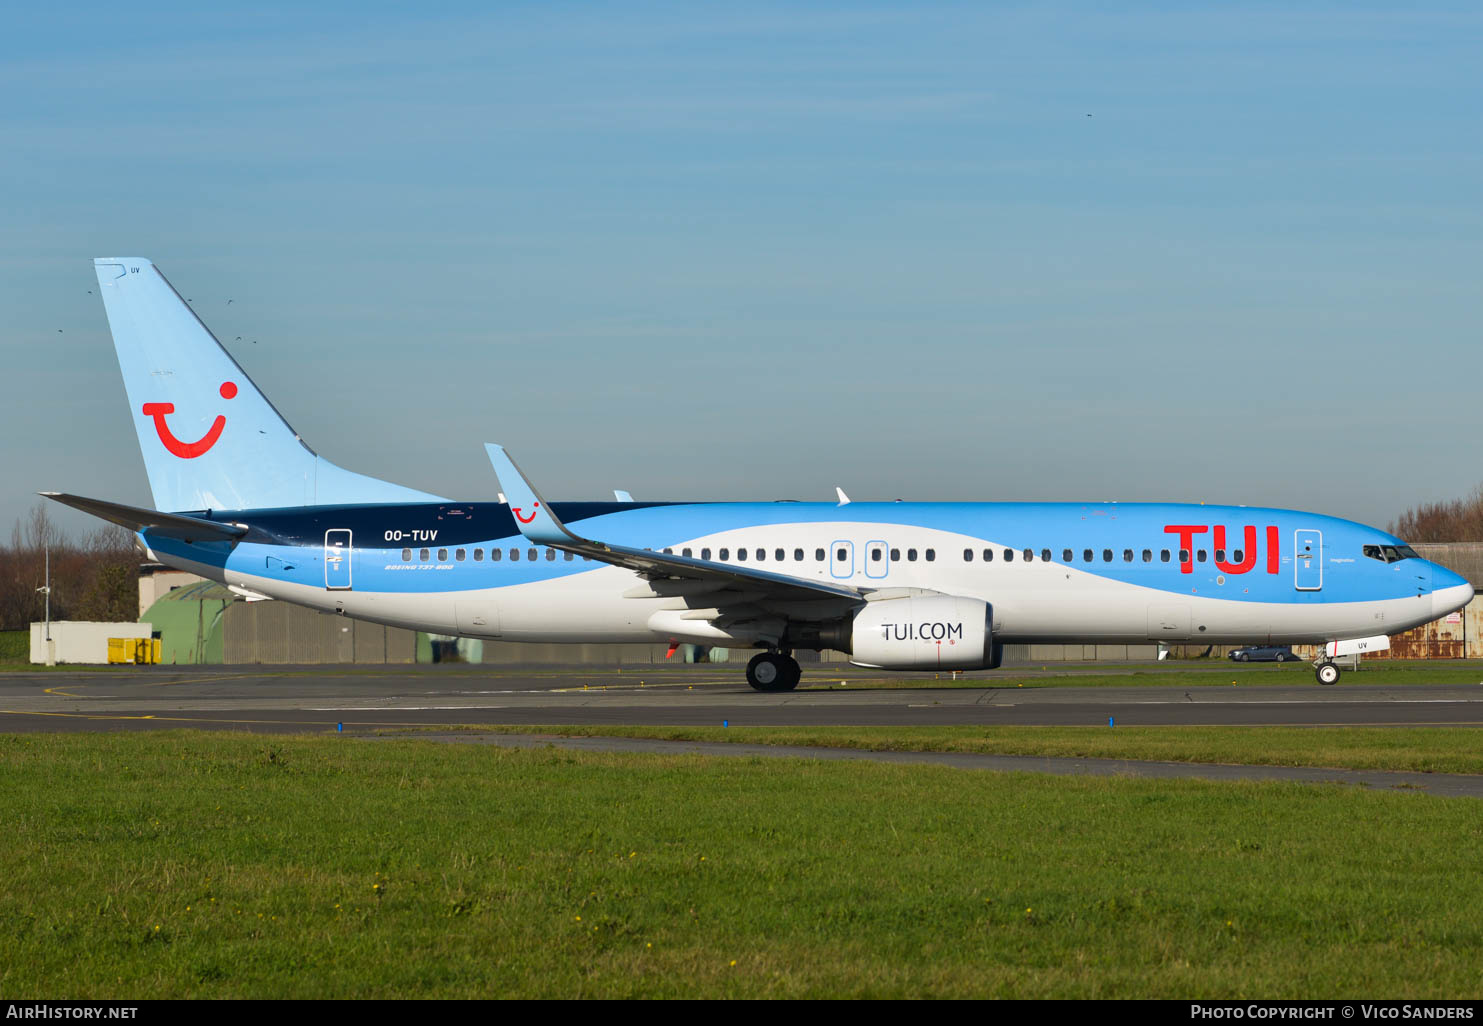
xmin=40 ymin=492 xmax=248 ymax=542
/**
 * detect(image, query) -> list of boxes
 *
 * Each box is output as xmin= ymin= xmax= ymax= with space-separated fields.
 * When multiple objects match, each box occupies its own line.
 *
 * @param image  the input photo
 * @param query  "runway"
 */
xmin=3 ymin=663 xmax=1483 ymax=734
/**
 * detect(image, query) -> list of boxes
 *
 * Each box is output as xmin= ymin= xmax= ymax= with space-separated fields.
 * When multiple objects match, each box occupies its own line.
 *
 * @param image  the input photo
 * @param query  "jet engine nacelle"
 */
xmin=850 ymin=595 xmax=998 ymax=670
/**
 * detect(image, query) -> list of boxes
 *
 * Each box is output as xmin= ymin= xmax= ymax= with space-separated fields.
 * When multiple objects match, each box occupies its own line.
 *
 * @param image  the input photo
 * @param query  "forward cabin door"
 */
xmin=1294 ymin=529 xmax=1322 ymax=591
xmin=325 ymin=529 xmax=353 ymax=590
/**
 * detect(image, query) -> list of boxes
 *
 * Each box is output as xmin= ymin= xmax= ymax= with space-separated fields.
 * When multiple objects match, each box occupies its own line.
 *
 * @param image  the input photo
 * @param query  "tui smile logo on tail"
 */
xmin=512 ymin=501 xmax=540 ymax=524
xmin=142 ymin=381 xmax=237 ymax=459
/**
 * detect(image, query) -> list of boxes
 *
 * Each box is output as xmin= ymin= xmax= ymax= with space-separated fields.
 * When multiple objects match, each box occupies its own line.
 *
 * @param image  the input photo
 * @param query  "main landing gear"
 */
xmin=746 ymin=651 xmax=801 ymax=692
xmin=1315 ymin=661 xmax=1341 ymax=686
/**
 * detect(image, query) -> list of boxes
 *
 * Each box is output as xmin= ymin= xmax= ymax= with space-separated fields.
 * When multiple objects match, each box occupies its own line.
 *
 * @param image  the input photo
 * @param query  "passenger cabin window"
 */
xmin=1023 ymin=548 xmax=1033 ymax=562
xmin=474 ymin=548 xmax=483 ymax=562
xmin=1102 ymin=549 xmax=1112 ymax=562
xmin=1161 ymin=549 xmax=1171 ymax=563
xmin=1142 ymin=549 xmax=1151 ymax=562
xmin=837 ymin=547 xmax=849 ymax=562
xmin=402 ymin=548 xmax=412 ymax=561
xmin=564 ymin=551 xmax=574 ymax=561
xmin=1123 ymin=549 xmax=1133 ymax=562
xmin=720 ymin=548 xmax=730 ymax=560
xmin=925 ymin=549 xmax=936 ymax=562
xmin=419 ymin=548 xmax=429 ymax=562
xmin=737 ymin=548 xmax=747 ymax=561
xmin=509 ymin=548 xmax=520 ymax=561
xmin=963 ymin=548 xmax=973 ymax=562
xmin=907 ymin=549 xmax=918 ymax=562
xmin=438 ymin=548 xmax=448 ymax=562
xmin=1179 ymin=549 xmax=1189 ymax=564
xmin=1215 ymin=549 xmax=1225 ymax=562
xmin=1196 ymin=549 xmax=1207 ymax=563
xmin=1003 ymin=549 xmax=1013 ymax=562
xmin=1063 ymin=549 xmax=1072 ymax=562
xmin=755 ymin=548 xmax=764 ymax=561
xmin=527 ymin=548 xmax=537 ymax=561
xmin=794 ymin=548 xmax=804 ymax=561
xmin=491 ymin=548 xmax=502 ymax=561
xmin=815 ymin=548 xmax=826 ymax=562
xmin=456 ymin=548 xmax=466 ymax=562
xmin=683 ymin=548 xmax=693 ymax=557
xmin=1233 ymin=549 xmax=1244 ymax=563
xmin=701 ymin=548 xmax=712 ymax=560
xmin=891 ymin=548 xmax=901 ymax=561
xmin=983 ymin=549 xmax=994 ymax=562
xmin=1083 ymin=549 xmax=1093 ymax=563
xmin=775 ymin=548 xmax=785 ymax=561
xmin=545 ymin=549 xmax=555 ymax=561
xmin=1042 ymin=548 xmax=1051 ymax=562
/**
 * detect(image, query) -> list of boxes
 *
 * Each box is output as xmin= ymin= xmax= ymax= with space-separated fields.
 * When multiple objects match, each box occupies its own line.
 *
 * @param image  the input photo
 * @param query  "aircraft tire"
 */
xmin=1316 ymin=662 xmax=1340 ymax=686
xmin=778 ymin=655 xmax=801 ymax=691
xmin=746 ymin=652 xmax=787 ymax=692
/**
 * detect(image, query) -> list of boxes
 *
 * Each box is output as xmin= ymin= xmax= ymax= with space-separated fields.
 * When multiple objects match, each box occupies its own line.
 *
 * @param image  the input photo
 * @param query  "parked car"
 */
xmin=1228 ymin=645 xmax=1296 ymax=662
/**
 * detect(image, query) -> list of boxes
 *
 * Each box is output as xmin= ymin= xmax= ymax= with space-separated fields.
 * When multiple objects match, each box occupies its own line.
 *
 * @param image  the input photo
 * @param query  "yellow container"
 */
xmin=106 ymin=638 xmax=159 ymax=664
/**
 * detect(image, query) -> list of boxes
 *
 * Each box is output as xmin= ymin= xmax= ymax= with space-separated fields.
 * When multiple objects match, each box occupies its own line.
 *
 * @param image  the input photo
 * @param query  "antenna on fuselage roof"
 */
xmin=836 ymin=487 xmax=851 ymax=506
xmin=497 ymin=492 xmax=507 ymax=505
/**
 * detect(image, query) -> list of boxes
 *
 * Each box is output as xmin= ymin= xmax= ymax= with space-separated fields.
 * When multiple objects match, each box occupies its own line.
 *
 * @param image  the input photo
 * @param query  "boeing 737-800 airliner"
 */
xmin=46 ymin=258 xmax=1473 ymax=689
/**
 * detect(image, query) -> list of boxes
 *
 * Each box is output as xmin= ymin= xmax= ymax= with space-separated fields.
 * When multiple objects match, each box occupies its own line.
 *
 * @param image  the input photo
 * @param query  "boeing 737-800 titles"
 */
xmin=46 ymin=258 xmax=1473 ymax=690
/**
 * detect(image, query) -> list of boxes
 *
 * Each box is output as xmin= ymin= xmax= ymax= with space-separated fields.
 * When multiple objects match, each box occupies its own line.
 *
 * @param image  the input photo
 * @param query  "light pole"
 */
xmin=36 ymin=545 xmax=53 ymax=665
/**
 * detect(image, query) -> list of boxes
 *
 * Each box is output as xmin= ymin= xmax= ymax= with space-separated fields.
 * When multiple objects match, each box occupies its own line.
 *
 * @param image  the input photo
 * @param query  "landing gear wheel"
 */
xmin=746 ymin=653 xmax=801 ymax=693
xmin=1316 ymin=662 xmax=1341 ymax=686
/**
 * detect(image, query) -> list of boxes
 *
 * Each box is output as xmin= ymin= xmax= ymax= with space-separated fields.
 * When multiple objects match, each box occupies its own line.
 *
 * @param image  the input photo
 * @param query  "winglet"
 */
xmin=484 ymin=444 xmax=583 ymax=547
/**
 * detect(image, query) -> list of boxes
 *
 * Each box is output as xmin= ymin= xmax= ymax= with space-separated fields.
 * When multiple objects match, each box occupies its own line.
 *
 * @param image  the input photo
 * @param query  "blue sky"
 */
xmin=3 ymin=2 xmax=1479 ymax=538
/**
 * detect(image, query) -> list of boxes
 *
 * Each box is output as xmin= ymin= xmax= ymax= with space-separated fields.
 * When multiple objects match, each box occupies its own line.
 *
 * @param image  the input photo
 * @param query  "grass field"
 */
xmin=454 ymin=724 xmax=1483 ymax=775
xmin=0 ymin=631 xmax=28 ymax=664
xmin=3 ymin=731 xmax=1483 ymax=998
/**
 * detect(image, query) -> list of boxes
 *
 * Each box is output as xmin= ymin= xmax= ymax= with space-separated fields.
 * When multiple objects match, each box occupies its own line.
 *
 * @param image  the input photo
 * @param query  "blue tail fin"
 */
xmin=94 ymin=258 xmax=445 ymax=512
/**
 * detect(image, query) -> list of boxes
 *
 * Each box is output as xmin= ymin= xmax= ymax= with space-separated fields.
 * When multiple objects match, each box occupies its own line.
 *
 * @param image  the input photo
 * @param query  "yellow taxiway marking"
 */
xmin=43 ymin=685 xmax=85 ymax=698
xmin=547 ymin=676 xmax=850 ymax=694
xmin=147 ymin=673 xmax=287 ymax=688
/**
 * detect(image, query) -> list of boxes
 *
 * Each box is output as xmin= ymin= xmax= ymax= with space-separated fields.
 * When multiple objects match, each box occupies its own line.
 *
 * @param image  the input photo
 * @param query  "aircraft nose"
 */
xmin=1429 ymin=565 xmax=1474 ymax=620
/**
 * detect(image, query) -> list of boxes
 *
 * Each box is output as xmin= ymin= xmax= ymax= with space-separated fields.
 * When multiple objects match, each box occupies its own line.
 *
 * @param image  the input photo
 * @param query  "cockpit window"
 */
xmin=1365 ymin=543 xmax=1421 ymax=564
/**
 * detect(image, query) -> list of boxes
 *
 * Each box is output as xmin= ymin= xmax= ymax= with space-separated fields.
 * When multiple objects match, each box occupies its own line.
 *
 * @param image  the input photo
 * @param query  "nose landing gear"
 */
xmin=1315 ymin=662 xmax=1341 ymax=685
xmin=746 ymin=651 xmax=801 ymax=692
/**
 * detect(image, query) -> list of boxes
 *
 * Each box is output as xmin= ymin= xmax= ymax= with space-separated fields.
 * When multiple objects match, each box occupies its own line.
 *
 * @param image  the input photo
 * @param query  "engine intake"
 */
xmin=850 ymin=595 xmax=997 ymax=670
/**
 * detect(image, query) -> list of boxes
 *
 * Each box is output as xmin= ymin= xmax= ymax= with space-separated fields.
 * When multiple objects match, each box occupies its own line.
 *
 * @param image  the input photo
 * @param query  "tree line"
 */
xmin=1 ymin=504 xmax=139 ymax=629
xmin=1389 ymin=485 xmax=1483 ymax=544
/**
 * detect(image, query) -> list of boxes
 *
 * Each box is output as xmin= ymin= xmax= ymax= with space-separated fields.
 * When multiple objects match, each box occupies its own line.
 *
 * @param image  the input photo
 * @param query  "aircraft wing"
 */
xmin=484 ymin=445 xmax=865 ymax=605
xmin=41 ymin=492 xmax=249 ymax=543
